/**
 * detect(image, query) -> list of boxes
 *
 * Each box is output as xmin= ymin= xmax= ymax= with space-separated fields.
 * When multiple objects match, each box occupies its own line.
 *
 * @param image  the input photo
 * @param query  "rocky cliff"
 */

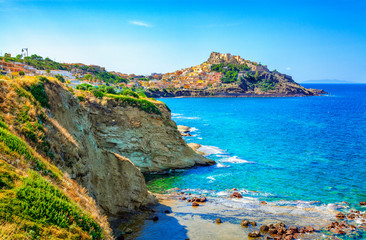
xmin=43 ymin=80 xmax=213 ymax=215
xmin=0 ymin=76 xmax=213 ymax=222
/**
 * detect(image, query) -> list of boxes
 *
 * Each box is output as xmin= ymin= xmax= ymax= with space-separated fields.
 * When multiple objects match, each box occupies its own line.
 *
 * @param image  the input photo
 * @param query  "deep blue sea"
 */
xmin=147 ymin=84 xmax=366 ymax=209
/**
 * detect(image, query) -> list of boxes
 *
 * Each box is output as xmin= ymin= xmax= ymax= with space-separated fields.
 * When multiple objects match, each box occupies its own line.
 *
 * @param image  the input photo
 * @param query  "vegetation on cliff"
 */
xmin=0 ymin=76 xmax=113 ymax=239
xmin=211 ymin=63 xmax=250 ymax=83
xmin=75 ymin=83 xmax=162 ymax=114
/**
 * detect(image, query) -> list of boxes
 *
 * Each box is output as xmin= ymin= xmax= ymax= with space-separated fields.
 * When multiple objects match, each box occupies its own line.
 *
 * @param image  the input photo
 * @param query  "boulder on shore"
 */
xmin=187 ymin=143 xmax=205 ymax=156
xmin=177 ymin=125 xmax=191 ymax=134
xmin=248 ymin=230 xmax=261 ymax=238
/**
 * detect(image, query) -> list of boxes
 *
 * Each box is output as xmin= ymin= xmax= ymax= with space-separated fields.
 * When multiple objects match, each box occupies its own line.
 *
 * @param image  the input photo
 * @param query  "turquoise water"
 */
xmin=147 ymin=84 xmax=366 ymax=209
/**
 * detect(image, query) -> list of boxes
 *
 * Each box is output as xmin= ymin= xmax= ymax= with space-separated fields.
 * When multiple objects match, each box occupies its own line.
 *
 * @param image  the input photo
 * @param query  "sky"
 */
xmin=0 ymin=0 xmax=365 ymax=82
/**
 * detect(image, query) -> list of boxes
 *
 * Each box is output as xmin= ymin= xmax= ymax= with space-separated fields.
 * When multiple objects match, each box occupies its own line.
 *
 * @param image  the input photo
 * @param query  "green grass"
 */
xmin=0 ymin=116 xmax=7 ymax=130
xmin=0 ymin=163 xmax=104 ymax=239
xmin=0 ymin=162 xmax=19 ymax=190
xmin=0 ymin=127 xmax=60 ymax=180
xmin=106 ymin=94 xmax=161 ymax=114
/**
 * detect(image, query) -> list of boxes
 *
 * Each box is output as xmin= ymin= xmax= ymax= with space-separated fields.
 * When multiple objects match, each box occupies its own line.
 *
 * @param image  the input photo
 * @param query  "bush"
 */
xmin=55 ymin=74 xmax=65 ymax=83
xmin=27 ymin=81 xmax=50 ymax=108
xmin=77 ymin=95 xmax=85 ymax=102
xmin=121 ymin=89 xmax=139 ymax=98
xmin=0 ymin=116 xmax=7 ymax=129
xmin=92 ymin=89 xmax=105 ymax=98
xmin=0 ymin=127 xmax=56 ymax=178
xmin=107 ymin=94 xmax=161 ymax=114
xmin=76 ymin=83 xmax=94 ymax=91
xmin=19 ymin=71 xmax=25 ymax=76
xmin=0 ymin=170 xmax=104 ymax=239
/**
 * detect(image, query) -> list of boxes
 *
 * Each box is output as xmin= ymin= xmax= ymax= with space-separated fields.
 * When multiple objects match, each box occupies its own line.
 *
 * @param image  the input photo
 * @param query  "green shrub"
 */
xmin=107 ymin=94 xmax=161 ymax=114
xmin=121 ymin=89 xmax=139 ymax=98
xmin=0 ymin=127 xmax=58 ymax=179
xmin=68 ymin=87 xmax=74 ymax=94
xmin=77 ymin=95 xmax=85 ymax=102
xmin=0 ymin=116 xmax=7 ymax=129
xmin=137 ymin=90 xmax=147 ymax=98
xmin=99 ymin=85 xmax=116 ymax=94
xmin=0 ymin=162 xmax=19 ymax=190
xmin=76 ymin=83 xmax=94 ymax=91
xmin=0 ymin=170 xmax=104 ymax=239
xmin=55 ymin=74 xmax=65 ymax=83
xmin=19 ymin=71 xmax=25 ymax=76
xmin=15 ymin=172 xmax=103 ymax=238
xmin=92 ymin=89 xmax=105 ymax=98
xmin=27 ymin=81 xmax=50 ymax=108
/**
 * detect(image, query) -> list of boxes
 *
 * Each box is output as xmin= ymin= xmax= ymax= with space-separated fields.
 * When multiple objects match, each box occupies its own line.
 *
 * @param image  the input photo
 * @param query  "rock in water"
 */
xmin=260 ymin=225 xmax=269 ymax=232
xmin=230 ymin=191 xmax=243 ymax=198
xmin=187 ymin=143 xmax=205 ymax=155
xmin=241 ymin=220 xmax=250 ymax=227
xmin=248 ymin=231 xmax=261 ymax=238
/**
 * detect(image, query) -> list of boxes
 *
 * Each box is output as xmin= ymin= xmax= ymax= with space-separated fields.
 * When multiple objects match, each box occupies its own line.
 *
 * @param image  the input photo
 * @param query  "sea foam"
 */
xmin=219 ymin=156 xmax=254 ymax=164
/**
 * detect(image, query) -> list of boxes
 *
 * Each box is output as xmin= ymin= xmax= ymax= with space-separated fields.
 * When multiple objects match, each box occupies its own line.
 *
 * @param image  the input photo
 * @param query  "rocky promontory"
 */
xmin=145 ymin=52 xmax=326 ymax=98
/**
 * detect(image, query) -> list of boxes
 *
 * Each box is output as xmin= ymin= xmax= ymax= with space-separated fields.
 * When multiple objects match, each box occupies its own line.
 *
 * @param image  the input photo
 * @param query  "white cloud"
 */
xmin=286 ymin=67 xmax=292 ymax=71
xmin=129 ymin=21 xmax=152 ymax=27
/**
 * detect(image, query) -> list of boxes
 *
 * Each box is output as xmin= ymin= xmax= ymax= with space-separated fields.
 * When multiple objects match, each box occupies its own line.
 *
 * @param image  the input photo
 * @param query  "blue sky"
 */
xmin=1 ymin=0 xmax=365 ymax=82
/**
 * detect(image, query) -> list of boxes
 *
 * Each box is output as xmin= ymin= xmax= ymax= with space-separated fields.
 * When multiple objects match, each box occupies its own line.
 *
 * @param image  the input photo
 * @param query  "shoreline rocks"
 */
xmin=230 ymin=191 xmax=243 ymax=198
xmin=187 ymin=143 xmax=205 ymax=156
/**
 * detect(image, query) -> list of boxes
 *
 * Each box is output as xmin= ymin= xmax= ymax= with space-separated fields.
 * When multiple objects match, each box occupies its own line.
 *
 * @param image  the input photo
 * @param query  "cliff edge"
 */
xmin=0 ymin=76 xmax=214 ymax=222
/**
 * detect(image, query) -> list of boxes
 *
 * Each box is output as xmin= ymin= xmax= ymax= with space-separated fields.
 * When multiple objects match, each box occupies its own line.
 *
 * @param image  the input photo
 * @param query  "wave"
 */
xmin=215 ymin=163 xmax=229 ymax=168
xmin=189 ymin=127 xmax=198 ymax=132
xmin=197 ymin=145 xmax=226 ymax=156
xmin=219 ymin=156 xmax=254 ymax=164
xmin=171 ymin=113 xmax=200 ymax=120
xmin=173 ymin=116 xmax=200 ymax=120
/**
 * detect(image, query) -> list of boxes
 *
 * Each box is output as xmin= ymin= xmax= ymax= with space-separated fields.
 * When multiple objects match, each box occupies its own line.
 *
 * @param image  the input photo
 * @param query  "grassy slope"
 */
xmin=0 ymin=76 xmax=113 ymax=239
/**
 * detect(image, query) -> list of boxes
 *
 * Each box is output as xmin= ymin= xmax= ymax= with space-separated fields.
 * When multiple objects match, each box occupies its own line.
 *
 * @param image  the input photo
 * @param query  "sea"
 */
xmin=137 ymin=84 xmax=366 ymax=239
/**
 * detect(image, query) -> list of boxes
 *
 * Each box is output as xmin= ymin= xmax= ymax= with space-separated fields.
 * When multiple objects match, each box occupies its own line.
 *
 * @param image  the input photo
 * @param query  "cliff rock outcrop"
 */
xmin=42 ymin=80 xmax=213 ymax=216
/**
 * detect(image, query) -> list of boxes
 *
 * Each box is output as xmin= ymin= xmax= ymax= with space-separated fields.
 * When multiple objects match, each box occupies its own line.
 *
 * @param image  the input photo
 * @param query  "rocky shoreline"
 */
xmin=114 ymin=190 xmax=366 ymax=240
xmin=145 ymin=89 xmax=327 ymax=99
xmin=118 ymin=122 xmax=366 ymax=239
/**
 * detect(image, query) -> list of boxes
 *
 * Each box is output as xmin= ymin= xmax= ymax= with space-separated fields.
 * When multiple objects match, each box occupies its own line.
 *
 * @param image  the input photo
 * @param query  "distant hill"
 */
xmin=145 ymin=52 xmax=326 ymax=97
xmin=301 ymin=79 xmax=354 ymax=84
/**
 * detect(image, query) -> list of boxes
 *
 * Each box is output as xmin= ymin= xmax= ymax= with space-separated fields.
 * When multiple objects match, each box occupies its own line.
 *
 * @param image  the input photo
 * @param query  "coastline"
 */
xmin=148 ymin=92 xmax=327 ymax=99
xmin=115 ymin=121 xmax=366 ymax=240
xmin=115 ymin=191 xmax=366 ymax=240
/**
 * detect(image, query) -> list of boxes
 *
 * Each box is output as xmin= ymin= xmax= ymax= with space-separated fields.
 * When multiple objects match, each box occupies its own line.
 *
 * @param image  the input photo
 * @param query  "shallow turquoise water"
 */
xmin=148 ymin=84 xmax=366 ymax=208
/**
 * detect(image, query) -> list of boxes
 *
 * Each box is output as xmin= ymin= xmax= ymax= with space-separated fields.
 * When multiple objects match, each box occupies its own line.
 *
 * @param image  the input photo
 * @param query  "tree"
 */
xmin=254 ymin=71 xmax=259 ymax=81
xmin=16 ymin=54 xmax=23 ymax=60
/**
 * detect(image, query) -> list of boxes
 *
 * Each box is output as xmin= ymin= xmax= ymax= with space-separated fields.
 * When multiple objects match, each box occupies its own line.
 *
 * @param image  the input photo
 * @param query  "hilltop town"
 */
xmin=0 ymin=52 xmax=325 ymax=97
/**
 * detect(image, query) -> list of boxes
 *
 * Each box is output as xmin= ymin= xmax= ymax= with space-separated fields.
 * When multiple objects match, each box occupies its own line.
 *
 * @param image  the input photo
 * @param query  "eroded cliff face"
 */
xmin=43 ymin=81 xmax=213 ymax=216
